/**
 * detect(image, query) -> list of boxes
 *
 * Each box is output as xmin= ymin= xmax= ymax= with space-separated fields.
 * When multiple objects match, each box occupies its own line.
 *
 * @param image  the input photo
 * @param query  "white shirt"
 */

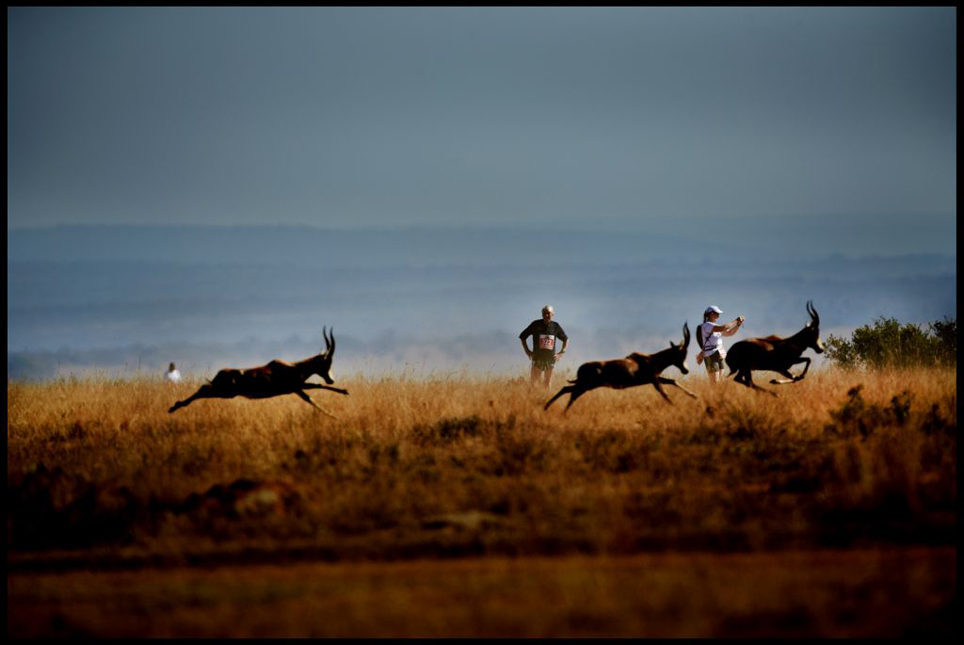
xmin=165 ymin=369 xmax=181 ymax=383
xmin=700 ymin=321 xmax=725 ymax=358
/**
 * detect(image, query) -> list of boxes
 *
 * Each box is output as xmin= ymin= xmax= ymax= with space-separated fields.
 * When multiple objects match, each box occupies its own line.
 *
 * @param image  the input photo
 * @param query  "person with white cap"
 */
xmin=697 ymin=306 xmax=745 ymax=384
xmin=520 ymin=304 xmax=569 ymax=387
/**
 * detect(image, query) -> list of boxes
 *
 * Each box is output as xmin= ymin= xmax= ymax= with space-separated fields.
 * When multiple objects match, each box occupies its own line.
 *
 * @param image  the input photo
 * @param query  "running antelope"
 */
xmin=545 ymin=323 xmax=697 ymax=412
xmin=168 ymin=327 xmax=348 ymax=415
xmin=724 ymin=301 xmax=825 ymax=396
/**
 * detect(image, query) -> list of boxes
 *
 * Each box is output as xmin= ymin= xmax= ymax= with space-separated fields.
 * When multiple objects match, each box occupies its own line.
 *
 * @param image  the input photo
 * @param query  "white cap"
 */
xmin=705 ymin=305 xmax=723 ymax=315
xmin=542 ymin=304 xmax=554 ymax=314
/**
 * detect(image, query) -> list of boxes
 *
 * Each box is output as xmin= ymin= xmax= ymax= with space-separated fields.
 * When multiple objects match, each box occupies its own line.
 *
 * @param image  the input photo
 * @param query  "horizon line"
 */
xmin=7 ymin=210 xmax=955 ymax=233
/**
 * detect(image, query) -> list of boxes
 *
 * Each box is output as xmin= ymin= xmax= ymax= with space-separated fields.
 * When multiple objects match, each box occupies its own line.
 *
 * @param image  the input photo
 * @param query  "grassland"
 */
xmin=9 ymin=548 xmax=955 ymax=637
xmin=7 ymin=367 xmax=957 ymax=636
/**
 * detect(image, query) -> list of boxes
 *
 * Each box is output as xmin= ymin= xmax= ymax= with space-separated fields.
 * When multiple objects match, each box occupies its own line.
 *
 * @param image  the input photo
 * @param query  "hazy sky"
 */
xmin=7 ymin=7 xmax=957 ymax=238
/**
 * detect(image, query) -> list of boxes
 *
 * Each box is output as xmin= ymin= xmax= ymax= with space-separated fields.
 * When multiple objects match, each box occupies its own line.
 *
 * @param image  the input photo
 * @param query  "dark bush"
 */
xmin=824 ymin=317 xmax=956 ymax=369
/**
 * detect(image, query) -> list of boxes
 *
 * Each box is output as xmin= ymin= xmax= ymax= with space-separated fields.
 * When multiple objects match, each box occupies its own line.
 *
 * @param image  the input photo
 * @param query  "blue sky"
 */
xmin=7 ymin=7 xmax=956 ymax=253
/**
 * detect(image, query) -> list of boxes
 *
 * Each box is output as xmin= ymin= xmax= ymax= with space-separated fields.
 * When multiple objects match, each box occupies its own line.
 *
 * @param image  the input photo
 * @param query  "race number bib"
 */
xmin=538 ymin=335 xmax=556 ymax=350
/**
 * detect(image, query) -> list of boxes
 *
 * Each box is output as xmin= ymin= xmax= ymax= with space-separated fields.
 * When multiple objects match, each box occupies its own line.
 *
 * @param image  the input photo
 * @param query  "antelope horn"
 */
xmin=682 ymin=322 xmax=691 ymax=347
xmin=329 ymin=328 xmax=335 ymax=357
xmin=808 ymin=301 xmax=819 ymax=326
xmin=323 ymin=326 xmax=331 ymax=356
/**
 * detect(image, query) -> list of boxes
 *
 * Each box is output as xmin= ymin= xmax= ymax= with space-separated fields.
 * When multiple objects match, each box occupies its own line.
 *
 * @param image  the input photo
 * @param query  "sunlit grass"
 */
xmin=7 ymin=367 xmax=957 ymax=558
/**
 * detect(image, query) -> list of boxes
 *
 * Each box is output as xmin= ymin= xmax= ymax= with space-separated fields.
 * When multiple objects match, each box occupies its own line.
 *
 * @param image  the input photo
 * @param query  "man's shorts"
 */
xmin=531 ymin=356 xmax=556 ymax=372
xmin=704 ymin=351 xmax=725 ymax=373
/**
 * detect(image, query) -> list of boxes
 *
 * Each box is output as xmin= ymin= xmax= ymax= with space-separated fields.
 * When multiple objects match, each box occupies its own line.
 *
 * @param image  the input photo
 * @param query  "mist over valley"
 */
xmin=8 ymin=224 xmax=955 ymax=380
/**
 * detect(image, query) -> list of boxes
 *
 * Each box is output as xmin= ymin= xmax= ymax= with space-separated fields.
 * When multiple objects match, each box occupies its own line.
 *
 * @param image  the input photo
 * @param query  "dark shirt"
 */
xmin=520 ymin=320 xmax=568 ymax=362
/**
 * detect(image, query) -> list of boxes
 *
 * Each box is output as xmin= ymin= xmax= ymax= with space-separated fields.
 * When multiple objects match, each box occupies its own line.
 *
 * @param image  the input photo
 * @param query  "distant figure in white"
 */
xmin=697 ymin=306 xmax=745 ymax=385
xmin=165 ymin=362 xmax=182 ymax=383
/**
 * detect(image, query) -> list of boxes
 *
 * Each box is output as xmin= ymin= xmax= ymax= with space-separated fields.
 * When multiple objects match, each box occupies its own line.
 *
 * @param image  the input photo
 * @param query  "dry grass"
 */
xmin=7 ymin=367 xmax=956 ymax=560
xmin=8 ymin=548 xmax=955 ymax=637
xmin=7 ymin=368 xmax=957 ymax=636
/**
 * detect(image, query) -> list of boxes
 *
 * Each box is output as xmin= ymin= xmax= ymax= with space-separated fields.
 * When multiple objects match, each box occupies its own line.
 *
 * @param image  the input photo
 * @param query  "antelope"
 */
xmin=724 ymin=301 xmax=825 ymax=396
xmin=545 ymin=323 xmax=697 ymax=412
xmin=168 ymin=327 xmax=348 ymax=415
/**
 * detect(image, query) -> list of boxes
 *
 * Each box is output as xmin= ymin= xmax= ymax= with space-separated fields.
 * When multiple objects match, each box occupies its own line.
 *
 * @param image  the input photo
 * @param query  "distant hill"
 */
xmin=9 ymin=211 xmax=955 ymax=265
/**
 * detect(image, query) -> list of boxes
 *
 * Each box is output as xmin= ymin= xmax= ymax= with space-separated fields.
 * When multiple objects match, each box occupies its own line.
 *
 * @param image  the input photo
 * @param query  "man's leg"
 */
xmin=542 ymin=366 xmax=554 ymax=388
xmin=530 ymin=362 xmax=542 ymax=385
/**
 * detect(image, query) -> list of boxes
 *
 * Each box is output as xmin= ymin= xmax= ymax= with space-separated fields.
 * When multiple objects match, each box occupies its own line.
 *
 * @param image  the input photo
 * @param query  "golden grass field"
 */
xmin=7 ymin=367 xmax=957 ymax=636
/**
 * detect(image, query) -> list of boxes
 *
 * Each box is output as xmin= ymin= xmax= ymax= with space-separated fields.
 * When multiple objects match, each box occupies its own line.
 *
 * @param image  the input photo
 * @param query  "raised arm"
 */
xmin=712 ymin=317 xmax=744 ymax=336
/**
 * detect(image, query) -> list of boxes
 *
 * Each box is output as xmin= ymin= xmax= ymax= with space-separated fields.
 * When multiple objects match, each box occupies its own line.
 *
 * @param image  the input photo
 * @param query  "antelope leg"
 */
xmin=563 ymin=387 xmax=589 ymax=413
xmin=651 ymin=380 xmax=674 ymax=405
xmin=770 ymin=370 xmax=798 ymax=385
xmin=743 ymin=372 xmax=778 ymax=397
xmin=658 ymin=376 xmax=698 ymax=399
xmin=302 ymin=384 xmax=350 ymax=395
xmin=770 ymin=358 xmax=812 ymax=384
xmin=168 ymin=385 xmax=213 ymax=413
xmin=545 ymin=384 xmax=575 ymax=410
xmin=294 ymin=390 xmax=338 ymax=419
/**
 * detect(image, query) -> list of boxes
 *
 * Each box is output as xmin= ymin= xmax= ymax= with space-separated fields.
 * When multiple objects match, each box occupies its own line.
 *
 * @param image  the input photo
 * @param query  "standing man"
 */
xmin=165 ymin=362 xmax=182 ymax=383
xmin=520 ymin=305 xmax=569 ymax=387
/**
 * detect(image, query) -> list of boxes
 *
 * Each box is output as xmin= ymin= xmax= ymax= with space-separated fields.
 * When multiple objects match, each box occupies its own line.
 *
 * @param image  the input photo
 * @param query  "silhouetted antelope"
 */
xmin=545 ymin=323 xmax=696 ymax=412
xmin=724 ymin=301 xmax=825 ymax=396
xmin=168 ymin=327 xmax=348 ymax=415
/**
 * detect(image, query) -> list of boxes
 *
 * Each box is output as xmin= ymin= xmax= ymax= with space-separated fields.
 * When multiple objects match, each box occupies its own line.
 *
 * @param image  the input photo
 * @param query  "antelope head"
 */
xmin=310 ymin=326 xmax=338 ymax=383
xmin=805 ymin=301 xmax=825 ymax=354
xmin=669 ymin=322 xmax=691 ymax=374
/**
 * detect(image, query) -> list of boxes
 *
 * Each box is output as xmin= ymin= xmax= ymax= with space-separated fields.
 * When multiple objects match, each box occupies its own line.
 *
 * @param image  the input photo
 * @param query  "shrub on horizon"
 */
xmin=824 ymin=317 xmax=956 ymax=369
